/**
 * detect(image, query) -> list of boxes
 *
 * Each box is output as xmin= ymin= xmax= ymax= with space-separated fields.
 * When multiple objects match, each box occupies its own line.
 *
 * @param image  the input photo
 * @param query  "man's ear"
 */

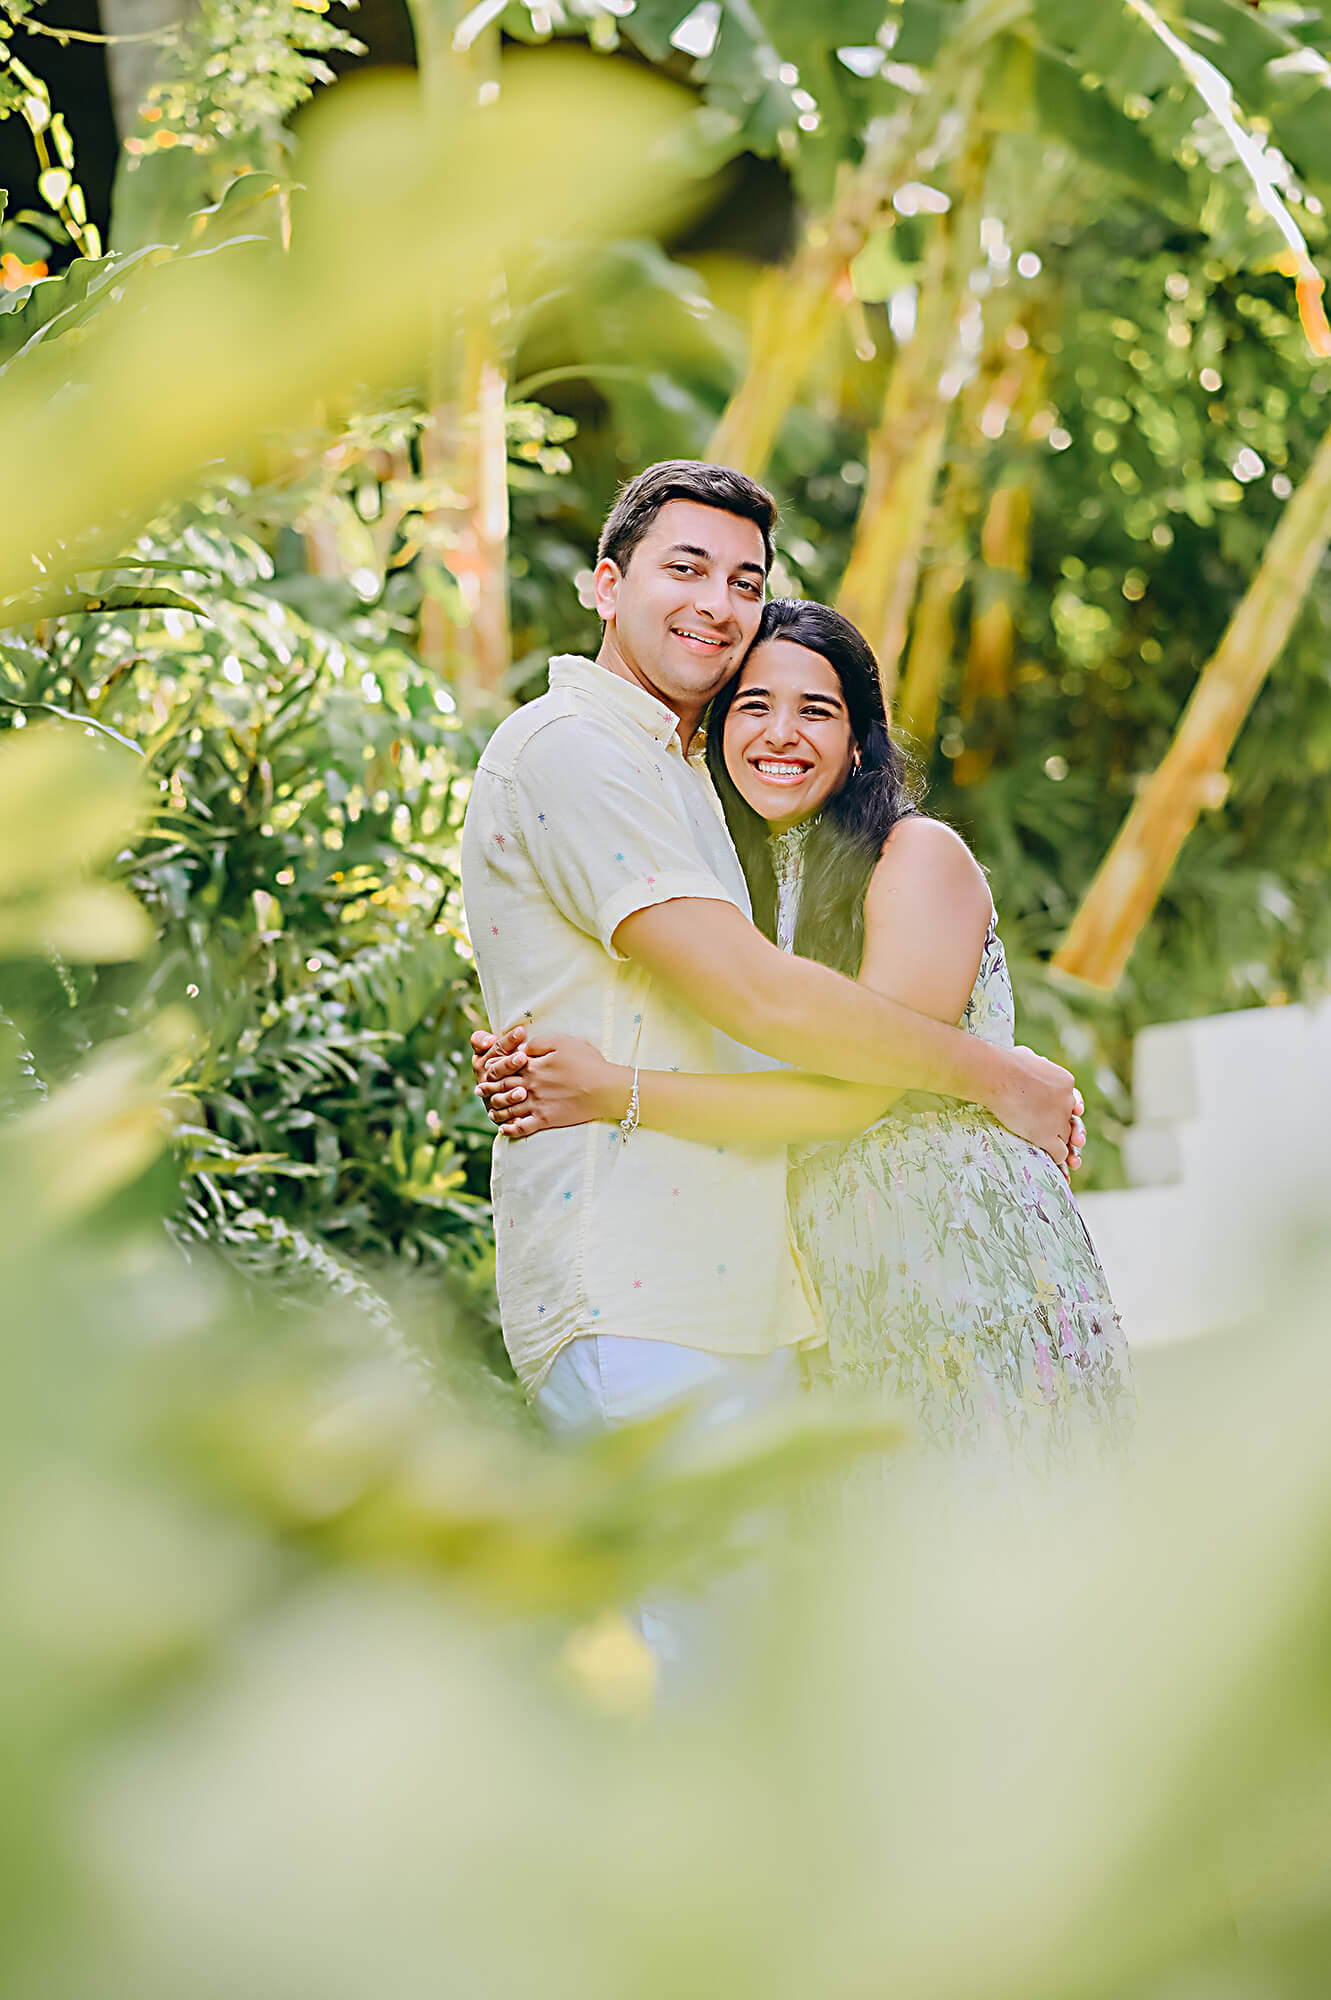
xmin=592 ymin=555 xmax=622 ymax=623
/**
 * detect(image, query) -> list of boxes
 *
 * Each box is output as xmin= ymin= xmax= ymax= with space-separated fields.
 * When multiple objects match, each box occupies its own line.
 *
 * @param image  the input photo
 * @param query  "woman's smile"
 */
xmin=750 ymin=755 xmax=813 ymax=783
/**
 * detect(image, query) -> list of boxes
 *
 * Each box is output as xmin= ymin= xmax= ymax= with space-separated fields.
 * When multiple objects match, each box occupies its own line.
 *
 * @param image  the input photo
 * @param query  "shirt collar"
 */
xmin=548 ymin=654 xmax=687 ymax=751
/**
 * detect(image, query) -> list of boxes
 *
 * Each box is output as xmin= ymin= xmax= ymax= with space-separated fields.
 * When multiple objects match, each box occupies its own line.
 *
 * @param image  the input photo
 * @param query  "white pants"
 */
xmin=535 ymin=1336 xmax=800 ymax=1694
xmin=535 ymin=1334 xmax=799 ymax=1437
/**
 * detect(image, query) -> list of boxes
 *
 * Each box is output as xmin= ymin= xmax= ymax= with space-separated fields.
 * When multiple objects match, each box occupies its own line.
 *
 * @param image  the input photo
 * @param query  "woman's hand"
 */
xmin=474 ymin=1022 xmax=631 ymax=1139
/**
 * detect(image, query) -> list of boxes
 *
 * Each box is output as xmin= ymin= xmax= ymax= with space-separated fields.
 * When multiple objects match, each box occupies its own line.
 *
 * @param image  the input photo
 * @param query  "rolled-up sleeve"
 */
xmin=511 ymin=714 xmax=742 ymax=957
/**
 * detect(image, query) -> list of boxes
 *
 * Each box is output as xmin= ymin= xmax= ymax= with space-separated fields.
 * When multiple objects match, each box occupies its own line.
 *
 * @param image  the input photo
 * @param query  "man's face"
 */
xmin=594 ymin=499 xmax=767 ymax=719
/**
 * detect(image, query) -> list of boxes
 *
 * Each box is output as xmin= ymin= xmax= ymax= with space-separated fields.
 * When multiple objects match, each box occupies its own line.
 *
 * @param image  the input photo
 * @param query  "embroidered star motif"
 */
xmin=493 ymin=833 xmax=506 ymax=850
xmin=632 ymin=1279 xmax=643 ymax=1290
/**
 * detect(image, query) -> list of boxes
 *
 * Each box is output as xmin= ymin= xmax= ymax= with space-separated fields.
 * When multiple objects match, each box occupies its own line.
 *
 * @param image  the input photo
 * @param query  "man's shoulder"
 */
xmin=477 ymin=684 xmax=637 ymax=781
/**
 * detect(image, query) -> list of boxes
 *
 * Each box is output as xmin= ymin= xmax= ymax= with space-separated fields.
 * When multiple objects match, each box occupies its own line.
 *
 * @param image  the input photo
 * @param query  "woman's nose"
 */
xmin=763 ymin=707 xmax=802 ymax=747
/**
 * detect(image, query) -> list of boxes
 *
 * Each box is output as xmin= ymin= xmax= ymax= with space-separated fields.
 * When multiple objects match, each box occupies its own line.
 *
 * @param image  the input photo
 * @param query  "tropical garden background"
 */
xmin=2 ymin=3 xmax=1331 ymax=1993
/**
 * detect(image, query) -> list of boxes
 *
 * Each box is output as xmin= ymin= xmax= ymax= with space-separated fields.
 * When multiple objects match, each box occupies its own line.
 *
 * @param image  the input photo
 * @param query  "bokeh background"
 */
xmin=2 ymin=4 xmax=1331 ymax=1994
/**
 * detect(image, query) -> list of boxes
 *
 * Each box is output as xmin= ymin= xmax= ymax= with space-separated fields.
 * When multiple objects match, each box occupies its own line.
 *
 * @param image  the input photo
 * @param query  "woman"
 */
xmin=479 ymin=600 xmax=1133 ymax=1467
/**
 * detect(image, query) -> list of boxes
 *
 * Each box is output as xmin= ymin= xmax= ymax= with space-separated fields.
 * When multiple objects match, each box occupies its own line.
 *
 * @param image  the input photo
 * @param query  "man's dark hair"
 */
xmin=596 ymin=460 xmax=777 ymax=576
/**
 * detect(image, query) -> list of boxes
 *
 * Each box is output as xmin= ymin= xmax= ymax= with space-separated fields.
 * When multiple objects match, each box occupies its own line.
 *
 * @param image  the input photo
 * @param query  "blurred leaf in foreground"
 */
xmin=0 ymin=53 xmax=700 ymax=615
xmin=0 ymin=724 xmax=153 ymax=962
xmin=59 ymin=1243 xmax=1331 ymax=2000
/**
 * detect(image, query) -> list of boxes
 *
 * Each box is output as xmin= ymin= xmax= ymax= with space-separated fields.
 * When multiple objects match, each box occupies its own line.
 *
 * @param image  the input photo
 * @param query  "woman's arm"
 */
xmin=856 ymin=816 xmax=993 ymax=1020
xmin=474 ymin=1027 xmax=893 ymax=1147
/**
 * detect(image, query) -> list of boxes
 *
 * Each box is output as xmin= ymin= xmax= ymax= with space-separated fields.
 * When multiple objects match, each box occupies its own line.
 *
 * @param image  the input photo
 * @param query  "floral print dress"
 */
xmin=774 ymin=823 xmax=1134 ymax=1468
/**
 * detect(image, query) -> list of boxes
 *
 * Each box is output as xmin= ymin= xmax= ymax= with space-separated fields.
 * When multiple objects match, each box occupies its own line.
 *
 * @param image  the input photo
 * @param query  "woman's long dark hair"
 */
xmin=705 ymin=599 xmax=917 ymax=977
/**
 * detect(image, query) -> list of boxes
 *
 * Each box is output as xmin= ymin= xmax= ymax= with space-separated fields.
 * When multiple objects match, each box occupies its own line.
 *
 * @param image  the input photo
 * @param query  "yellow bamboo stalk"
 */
xmin=837 ymin=396 xmax=952 ymax=704
xmin=1054 ymin=416 xmax=1331 ymax=988
xmin=952 ymin=478 xmax=1030 ymax=786
xmin=707 ymin=136 xmax=927 ymax=477
xmin=707 ymin=259 xmax=839 ymax=476
xmin=835 ymin=154 xmax=982 ymax=703
xmin=894 ymin=326 xmax=1038 ymax=753
xmin=707 ymin=4 xmax=1013 ymax=479
xmin=895 ymin=546 xmax=967 ymax=748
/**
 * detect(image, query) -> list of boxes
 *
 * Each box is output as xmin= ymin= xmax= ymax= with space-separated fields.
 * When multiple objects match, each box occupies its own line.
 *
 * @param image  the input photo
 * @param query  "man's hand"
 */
xmin=988 ymin=1046 xmax=1085 ymax=1178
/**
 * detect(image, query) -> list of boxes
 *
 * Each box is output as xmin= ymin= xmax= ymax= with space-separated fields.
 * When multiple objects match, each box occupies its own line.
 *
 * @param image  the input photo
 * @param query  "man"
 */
xmin=461 ymin=461 xmax=1081 ymax=1441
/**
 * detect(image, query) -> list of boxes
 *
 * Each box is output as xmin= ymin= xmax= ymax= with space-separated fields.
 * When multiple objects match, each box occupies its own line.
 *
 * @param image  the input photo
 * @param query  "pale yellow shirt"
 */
xmin=460 ymin=654 xmax=821 ymax=1394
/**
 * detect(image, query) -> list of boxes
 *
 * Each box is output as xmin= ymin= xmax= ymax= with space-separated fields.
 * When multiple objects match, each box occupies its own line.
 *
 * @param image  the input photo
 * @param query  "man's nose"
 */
xmin=690 ymin=569 xmax=733 ymax=624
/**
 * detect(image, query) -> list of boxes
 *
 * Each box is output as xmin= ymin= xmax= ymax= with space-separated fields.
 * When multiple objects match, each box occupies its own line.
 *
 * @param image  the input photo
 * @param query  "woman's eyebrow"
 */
xmin=734 ymin=683 xmax=846 ymax=709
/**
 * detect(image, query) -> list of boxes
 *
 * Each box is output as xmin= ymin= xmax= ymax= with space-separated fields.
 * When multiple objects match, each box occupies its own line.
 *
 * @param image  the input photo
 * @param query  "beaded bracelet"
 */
xmin=618 ymin=1065 xmax=641 ymax=1143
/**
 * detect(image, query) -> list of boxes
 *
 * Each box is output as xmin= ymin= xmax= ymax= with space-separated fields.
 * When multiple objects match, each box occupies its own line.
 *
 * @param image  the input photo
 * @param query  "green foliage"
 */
xmin=113 ymin=0 xmax=365 ymax=242
xmin=0 ymin=471 xmax=506 ymax=1354
xmin=932 ymin=235 xmax=1331 ymax=1027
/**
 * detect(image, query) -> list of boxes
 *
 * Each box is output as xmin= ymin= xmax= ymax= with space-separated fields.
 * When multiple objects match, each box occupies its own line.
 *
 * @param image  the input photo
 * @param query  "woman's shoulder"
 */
xmin=876 ymin=814 xmax=990 ymax=887
xmin=865 ymin=814 xmax=994 ymax=932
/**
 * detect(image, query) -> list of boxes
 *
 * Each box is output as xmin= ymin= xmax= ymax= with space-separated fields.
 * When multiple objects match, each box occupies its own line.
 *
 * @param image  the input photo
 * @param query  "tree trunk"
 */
xmin=100 ymin=0 xmax=198 ymax=142
xmin=102 ymin=0 xmax=203 ymax=247
xmin=418 ymin=321 xmax=511 ymax=695
xmin=1053 ymin=414 xmax=1331 ymax=988
xmin=408 ymin=0 xmax=511 ymax=697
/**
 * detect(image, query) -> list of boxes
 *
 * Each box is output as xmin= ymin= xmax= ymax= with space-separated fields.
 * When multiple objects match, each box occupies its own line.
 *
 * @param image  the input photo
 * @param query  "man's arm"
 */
xmin=612 ymin=898 xmax=1078 ymax=1166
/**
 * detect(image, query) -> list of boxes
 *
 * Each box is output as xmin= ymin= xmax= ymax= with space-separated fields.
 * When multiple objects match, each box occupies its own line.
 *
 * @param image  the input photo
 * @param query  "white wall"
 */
xmin=1077 ymin=996 xmax=1331 ymax=1347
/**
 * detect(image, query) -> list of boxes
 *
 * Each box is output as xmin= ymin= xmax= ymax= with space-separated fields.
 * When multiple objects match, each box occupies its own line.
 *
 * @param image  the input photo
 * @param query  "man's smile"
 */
xmin=670 ymin=625 xmax=729 ymax=653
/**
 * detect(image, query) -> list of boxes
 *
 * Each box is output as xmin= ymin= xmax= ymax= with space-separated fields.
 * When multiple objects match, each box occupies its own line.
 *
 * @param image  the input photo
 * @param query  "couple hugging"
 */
xmin=464 ymin=460 xmax=1132 ymax=1472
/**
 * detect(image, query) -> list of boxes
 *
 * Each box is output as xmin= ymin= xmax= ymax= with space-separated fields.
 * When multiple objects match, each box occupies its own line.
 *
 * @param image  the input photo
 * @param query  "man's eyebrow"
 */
xmin=663 ymin=542 xmax=767 ymax=577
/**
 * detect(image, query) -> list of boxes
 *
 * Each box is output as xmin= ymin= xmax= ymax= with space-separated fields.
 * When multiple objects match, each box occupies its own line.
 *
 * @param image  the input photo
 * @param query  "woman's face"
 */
xmin=722 ymin=637 xmax=858 ymax=829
